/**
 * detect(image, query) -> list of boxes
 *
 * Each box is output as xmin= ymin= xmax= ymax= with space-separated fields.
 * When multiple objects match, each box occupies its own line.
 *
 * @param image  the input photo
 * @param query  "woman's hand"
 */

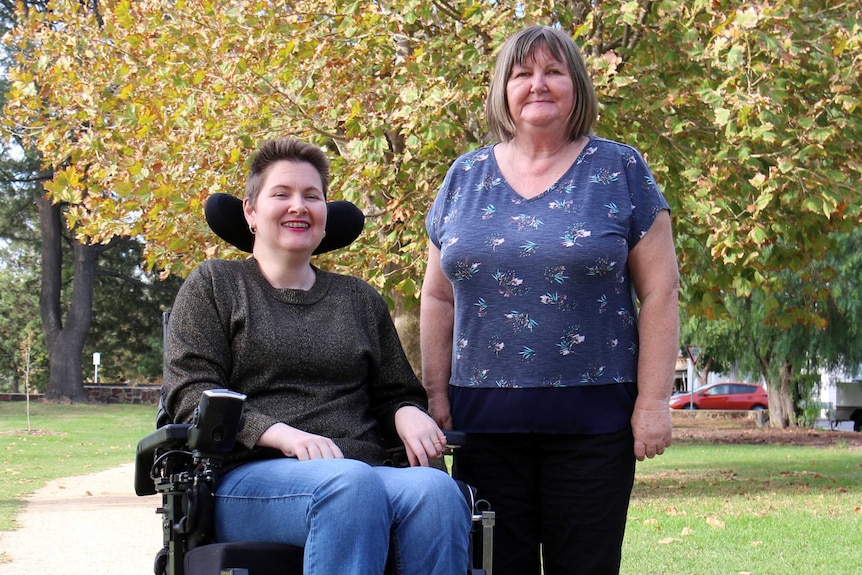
xmin=394 ymin=405 xmax=447 ymax=467
xmin=631 ymin=397 xmax=672 ymax=461
xmin=427 ymin=395 xmax=453 ymax=430
xmin=257 ymin=422 xmax=344 ymax=460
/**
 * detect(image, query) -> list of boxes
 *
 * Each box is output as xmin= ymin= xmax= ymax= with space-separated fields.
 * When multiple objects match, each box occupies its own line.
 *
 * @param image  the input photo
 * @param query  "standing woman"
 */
xmin=421 ymin=26 xmax=680 ymax=575
xmin=164 ymin=137 xmax=470 ymax=575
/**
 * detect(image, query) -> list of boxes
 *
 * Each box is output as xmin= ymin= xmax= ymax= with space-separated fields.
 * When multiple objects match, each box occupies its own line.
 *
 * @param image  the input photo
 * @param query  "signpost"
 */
xmin=684 ymin=345 xmax=701 ymax=410
xmin=93 ymin=352 xmax=101 ymax=384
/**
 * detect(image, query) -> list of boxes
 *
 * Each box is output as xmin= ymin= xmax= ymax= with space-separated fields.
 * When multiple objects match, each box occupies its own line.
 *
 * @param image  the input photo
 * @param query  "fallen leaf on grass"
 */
xmin=658 ymin=537 xmax=680 ymax=545
xmin=706 ymin=516 xmax=726 ymax=528
xmin=681 ymin=527 xmax=693 ymax=537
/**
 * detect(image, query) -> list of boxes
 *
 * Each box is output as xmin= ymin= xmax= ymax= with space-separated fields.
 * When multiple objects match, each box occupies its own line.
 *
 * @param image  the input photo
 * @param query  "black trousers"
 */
xmin=454 ymin=430 xmax=635 ymax=575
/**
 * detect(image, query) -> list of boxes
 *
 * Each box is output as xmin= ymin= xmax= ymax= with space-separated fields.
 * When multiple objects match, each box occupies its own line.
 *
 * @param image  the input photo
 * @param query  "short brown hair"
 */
xmin=485 ymin=25 xmax=598 ymax=142
xmin=245 ymin=138 xmax=330 ymax=206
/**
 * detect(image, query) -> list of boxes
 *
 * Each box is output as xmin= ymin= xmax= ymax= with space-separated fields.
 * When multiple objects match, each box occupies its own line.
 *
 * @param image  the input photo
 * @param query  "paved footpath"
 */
xmin=0 ymin=462 xmax=162 ymax=574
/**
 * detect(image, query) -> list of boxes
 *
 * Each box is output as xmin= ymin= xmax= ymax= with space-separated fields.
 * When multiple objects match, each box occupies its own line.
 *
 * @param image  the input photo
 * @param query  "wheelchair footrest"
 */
xmin=184 ymin=542 xmax=303 ymax=575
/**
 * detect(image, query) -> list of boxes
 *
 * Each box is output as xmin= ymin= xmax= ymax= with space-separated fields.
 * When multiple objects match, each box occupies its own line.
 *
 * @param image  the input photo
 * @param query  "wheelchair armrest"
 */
xmin=135 ymin=423 xmax=192 ymax=496
xmin=443 ymin=430 xmax=467 ymax=449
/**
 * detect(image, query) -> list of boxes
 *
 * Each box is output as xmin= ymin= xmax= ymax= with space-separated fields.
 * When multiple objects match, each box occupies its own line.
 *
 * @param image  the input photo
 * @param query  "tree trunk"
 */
xmin=696 ymin=357 xmax=713 ymax=387
xmin=37 ymin=193 xmax=96 ymax=403
xmin=762 ymin=360 xmax=795 ymax=429
xmin=391 ymin=292 xmax=422 ymax=381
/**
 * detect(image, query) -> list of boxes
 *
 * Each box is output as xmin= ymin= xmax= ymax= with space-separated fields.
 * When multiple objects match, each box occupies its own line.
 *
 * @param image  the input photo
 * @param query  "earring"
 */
xmin=249 ymin=225 xmax=256 ymax=235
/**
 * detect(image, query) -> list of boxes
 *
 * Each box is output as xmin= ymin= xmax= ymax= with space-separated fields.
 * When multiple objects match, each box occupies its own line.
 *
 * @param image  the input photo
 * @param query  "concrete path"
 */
xmin=0 ymin=462 xmax=162 ymax=574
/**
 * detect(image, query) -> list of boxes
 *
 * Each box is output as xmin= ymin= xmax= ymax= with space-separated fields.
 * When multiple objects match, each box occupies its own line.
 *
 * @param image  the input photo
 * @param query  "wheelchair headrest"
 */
xmin=204 ymin=193 xmax=365 ymax=254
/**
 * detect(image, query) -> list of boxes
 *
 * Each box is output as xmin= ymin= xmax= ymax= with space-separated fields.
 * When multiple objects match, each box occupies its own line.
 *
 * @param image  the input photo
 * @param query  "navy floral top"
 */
xmin=426 ymin=137 xmax=670 ymax=433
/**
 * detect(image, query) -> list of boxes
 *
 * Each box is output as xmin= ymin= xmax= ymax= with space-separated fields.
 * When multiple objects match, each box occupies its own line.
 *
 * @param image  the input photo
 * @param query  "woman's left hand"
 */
xmin=631 ymin=397 xmax=673 ymax=461
xmin=394 ymin=405 xmax=447 ymax=467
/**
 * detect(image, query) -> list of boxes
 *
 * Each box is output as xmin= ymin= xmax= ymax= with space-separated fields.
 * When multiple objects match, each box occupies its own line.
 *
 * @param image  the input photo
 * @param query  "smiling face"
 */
xmin=243 ymin=160 xmax=327 ymax=259
xmin=505 ymin=47 xmax=575 ymax=133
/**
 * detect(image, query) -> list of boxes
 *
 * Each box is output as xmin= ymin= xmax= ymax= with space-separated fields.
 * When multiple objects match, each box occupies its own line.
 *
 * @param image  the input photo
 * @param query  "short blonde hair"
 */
xmin=485 ymin=26 xmax=598 ymax=142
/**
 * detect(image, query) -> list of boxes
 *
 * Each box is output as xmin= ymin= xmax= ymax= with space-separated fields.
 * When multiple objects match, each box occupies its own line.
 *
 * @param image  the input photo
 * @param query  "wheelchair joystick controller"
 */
xmin=188 ymin=389 xmax=247 ymax=460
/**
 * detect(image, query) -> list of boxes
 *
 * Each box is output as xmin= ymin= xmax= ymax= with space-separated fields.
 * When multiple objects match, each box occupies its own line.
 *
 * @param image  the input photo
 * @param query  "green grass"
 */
xmin=0 ymin=401 xmax=157 ymax=531
xmin=2 ymin=404 xmax=861 ymax=575
xmin=622 ymin=443 xmax=862 ymax=575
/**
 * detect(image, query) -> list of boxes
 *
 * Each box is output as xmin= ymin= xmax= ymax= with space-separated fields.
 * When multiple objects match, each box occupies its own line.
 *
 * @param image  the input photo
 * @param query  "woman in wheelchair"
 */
xmin=162 ymin=137 xmax=471 ymax=574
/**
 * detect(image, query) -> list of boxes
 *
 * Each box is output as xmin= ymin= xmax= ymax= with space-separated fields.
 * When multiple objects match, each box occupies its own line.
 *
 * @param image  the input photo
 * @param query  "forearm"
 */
xmin=419 ymin=293 xmax=454 ymax=400
xmin=636 ymin=289 xmax=680 ymax=405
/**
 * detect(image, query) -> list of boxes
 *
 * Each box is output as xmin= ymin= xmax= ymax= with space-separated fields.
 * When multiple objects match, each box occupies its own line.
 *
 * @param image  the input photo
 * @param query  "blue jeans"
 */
xmin=213 ymin=458 xmax=471 ymax=575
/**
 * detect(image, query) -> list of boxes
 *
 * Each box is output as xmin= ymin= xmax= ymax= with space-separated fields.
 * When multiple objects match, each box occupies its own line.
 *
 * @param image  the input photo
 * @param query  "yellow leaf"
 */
xmin=706 ymin=516 xmax=726 ymax=528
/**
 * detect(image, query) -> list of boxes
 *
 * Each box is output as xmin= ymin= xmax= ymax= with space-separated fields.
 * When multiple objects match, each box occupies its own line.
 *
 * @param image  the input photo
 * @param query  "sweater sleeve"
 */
xmin=357 ymin=280 xmax=429 ymax=444
xmin=162 ymin=262 xmax=280 ymax=448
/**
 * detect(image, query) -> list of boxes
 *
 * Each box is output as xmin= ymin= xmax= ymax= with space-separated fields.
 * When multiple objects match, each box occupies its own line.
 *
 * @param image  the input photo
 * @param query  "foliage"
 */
xmin=86 ymin=238 xmax=181 ymax=383
xmin=681 ymin=228 xmax=862 ymax=426
xmin=0 ymin=110 xmax=48 ymax=392
xmin=652 ymin=1 xmax=862 ymax=325
xmin=0 ymin=250 xmax=47 ymax=392
xmin=3 ymin=1 xmax=859 ymax=306
xmin=680 ymin=307 xmax=743 ymax=383
xmin=2 ymin=1 xmax=861 ymax=412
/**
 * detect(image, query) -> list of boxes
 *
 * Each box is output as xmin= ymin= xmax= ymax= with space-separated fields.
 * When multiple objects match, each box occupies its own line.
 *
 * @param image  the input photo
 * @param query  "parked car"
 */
xmin=669 ymin=382 xmax=769 ymax=411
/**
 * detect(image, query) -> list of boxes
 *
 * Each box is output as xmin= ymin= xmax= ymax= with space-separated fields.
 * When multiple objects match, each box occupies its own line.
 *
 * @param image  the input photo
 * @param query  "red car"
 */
xmin=669 ymin=382 xmax=769 ymax=411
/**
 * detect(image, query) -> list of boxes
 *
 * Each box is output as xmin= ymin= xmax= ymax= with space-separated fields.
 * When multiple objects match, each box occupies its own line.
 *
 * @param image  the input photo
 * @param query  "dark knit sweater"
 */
xmin=163 ymin=258 xmax=427 ymax=466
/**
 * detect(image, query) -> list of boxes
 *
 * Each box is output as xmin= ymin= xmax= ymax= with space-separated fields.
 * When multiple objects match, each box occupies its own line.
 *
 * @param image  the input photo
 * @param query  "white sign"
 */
xmin=93 ymin=352 xmax=101 ymax=366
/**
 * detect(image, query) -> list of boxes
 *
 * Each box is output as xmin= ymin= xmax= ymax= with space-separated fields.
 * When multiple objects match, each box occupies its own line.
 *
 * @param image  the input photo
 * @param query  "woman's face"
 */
xmin=243 ymin=160 xmax=327 ymax=258
xmin=505 ymin=47 xmax=574 ymax=133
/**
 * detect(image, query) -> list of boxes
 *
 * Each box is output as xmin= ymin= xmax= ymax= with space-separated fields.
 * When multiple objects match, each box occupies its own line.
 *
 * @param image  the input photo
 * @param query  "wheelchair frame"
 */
xmin=135 ymin=389 xmax=495 ymax=575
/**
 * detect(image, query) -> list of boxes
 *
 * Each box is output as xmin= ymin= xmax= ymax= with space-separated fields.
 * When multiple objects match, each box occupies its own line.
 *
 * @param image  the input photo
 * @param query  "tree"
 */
xmin=86 ymin=238 xmax=182 ymax=383
xmin=3 ymin=1 xmax=861 ymax=412
xmin=680 ymin=309 xmax=743 ymax=388
xmin=0 ymin=101 xmax=46 ymax=392
xmin=682 ymin=228 xmax=862 ymax=427
xmin=0 ymin=246 xmax=47 ymax=392
xmin=1 ymin=0 xmax=181 ymax=400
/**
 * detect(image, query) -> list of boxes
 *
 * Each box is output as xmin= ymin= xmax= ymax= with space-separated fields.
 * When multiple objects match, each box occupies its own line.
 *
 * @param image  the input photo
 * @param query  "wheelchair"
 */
xmin=134 ymin=194 xmax=495 ymax=575
xmin=134 ymin=389 xmax=495 ymax=575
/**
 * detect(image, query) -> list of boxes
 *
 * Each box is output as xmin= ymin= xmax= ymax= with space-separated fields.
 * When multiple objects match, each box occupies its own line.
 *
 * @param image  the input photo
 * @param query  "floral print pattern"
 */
xmin=427 ymin=137 xmax=669 ymax=389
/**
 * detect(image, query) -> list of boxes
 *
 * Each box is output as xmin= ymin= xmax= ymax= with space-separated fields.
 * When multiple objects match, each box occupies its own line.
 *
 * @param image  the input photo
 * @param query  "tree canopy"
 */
xmin=3 ymin=1 xmax=861 ymax=413
xmin=5 ymin=1 xmax=858 ymax=305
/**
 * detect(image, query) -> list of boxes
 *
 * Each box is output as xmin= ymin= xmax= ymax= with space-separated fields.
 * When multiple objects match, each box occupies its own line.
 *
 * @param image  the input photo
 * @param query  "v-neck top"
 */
xmin=425 ymin=137 xmax=669 ymax=433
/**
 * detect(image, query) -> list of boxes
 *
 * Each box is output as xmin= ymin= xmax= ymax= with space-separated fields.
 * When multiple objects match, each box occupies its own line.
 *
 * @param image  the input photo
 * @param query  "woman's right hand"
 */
xmin=258 ymin=422 xmax=344 ymax=460
xmin=427 ymin=395 xmax=453 ymax=430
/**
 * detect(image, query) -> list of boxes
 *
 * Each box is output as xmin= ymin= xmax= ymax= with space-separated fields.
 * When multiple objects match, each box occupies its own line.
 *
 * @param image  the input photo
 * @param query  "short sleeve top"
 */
xmin=425 ymin=137 xmax=669 ymax=433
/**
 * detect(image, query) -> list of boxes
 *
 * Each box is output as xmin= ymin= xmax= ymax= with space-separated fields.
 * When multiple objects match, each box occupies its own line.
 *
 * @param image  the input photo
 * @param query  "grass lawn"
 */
xmin=2 ymin=402 xmax=860 ymax=575
xmin=622 ymin=442 xmax=862 ymax=575
xmin=0 ymin=401 xmax=157 ymax=531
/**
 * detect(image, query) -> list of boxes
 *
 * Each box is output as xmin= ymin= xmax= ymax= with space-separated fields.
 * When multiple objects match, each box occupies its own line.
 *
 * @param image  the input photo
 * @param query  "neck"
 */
xmin=253 ymin=252 xmax=316 ymax=290
xmin=507 ymin=132 xmax=583 ymax=159
xmin=500 ymin=135 xmax=587 ymax=175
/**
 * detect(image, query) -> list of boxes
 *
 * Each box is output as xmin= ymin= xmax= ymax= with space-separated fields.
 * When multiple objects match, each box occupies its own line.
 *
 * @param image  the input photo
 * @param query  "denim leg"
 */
xmin=375 ymin=466 xmax=471 ymax=575
xmin=213 ymin=458 xmax=392 ymax=575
